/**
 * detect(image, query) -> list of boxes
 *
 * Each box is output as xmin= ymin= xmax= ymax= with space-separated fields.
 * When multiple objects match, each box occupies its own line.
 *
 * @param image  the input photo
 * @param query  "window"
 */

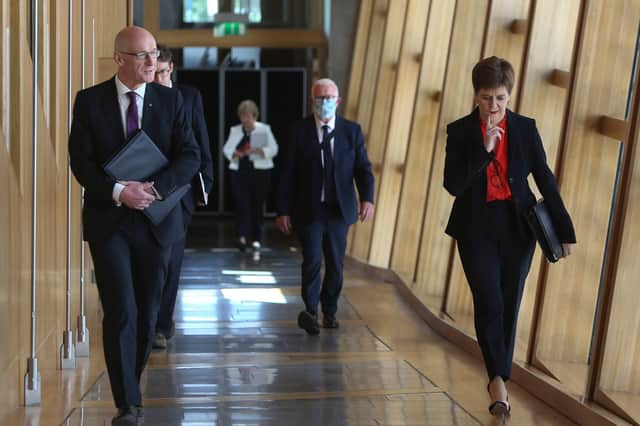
xmin=183 ymin=0 xmax=219 ymax=24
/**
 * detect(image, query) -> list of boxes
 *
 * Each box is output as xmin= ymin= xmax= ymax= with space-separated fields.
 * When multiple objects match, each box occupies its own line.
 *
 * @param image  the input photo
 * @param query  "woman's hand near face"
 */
xmin=484 ymin=115 xmax=504 ymax=153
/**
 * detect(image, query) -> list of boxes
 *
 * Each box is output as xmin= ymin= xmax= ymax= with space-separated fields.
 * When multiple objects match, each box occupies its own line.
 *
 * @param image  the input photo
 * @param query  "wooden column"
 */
xmin=349 ymin=0 xmax=408 ymax=261
xmin=367 ymin=0 xmax=430 ymax=268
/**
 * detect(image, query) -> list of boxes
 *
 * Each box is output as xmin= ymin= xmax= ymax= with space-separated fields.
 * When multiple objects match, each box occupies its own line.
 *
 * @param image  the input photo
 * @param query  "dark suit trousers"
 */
xmin=89 ymin=213 xmax=170 ymax=409
xmin=296 ymin=203 xmax=350 ymax=318
xmin=456 ymin=200 xmax=535 ymax=382
xmin=156 ymin=207 xmax=192 ymax=336
xmin=230 ymin=168 xmax=271 ymax=243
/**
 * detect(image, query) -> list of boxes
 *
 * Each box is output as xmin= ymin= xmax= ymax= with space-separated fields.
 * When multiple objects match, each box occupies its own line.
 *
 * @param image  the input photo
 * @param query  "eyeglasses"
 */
xmin=314 ymin=96 xmax=338 ymax=102
xmin=119 ymin=49 xmax=160 ymax=60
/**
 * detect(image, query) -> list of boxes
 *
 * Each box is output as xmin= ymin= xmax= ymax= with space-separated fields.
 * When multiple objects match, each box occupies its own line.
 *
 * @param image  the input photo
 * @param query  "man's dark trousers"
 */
xmin=89 ymin=213 xmax=170 ymax=409
xmin=155 ymin=209 xmax=191 ymax=337
xmin=296 ymin=203 xmax=349 ymax=318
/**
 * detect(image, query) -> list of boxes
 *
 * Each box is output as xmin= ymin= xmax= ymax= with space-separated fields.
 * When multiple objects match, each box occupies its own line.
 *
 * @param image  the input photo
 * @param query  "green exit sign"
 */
xmin=214 ymin=22 xmax=247 ymax=36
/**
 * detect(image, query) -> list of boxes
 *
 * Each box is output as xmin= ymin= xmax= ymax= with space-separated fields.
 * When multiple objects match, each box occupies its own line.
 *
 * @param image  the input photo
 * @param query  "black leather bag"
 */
xmin=103 ymin=129 xmax=190 ymax=225
xmin=525 ymin=199 xmax=563 ymax=263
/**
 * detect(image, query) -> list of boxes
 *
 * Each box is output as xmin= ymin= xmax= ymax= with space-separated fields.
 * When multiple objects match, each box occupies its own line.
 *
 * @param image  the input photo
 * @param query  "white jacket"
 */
xmin=223 ymin=121 xmax=279 ymax=170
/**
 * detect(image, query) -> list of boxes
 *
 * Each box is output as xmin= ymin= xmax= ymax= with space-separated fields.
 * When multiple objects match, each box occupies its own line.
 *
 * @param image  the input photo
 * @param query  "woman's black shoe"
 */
xmin=488 ymin=399 xmax=510 ymax=415
xmin=236 ymin=237 xmax=247 ymax=252
xmin=487 ymin=382 xmax=510 ymax=415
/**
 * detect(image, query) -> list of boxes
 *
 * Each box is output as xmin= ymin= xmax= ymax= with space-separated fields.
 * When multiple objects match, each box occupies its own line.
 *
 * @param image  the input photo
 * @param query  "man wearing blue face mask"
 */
xmin=276 ymin=78 xmax=375 ymax=335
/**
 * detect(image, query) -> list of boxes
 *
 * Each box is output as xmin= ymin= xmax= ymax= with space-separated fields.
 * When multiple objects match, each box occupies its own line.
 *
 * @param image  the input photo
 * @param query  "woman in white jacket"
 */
xmin=223 ymin=99 xmax=279 ymax=252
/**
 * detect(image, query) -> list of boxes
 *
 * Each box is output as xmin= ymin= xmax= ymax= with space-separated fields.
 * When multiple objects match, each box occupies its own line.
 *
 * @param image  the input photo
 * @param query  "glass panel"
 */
xmin=139 ymin=0 xmax=317 ymax=30
xmin=183 ymin=0 xmax=219 ymax=24
xmin=234 ymin=0 xmax=261 ymax=23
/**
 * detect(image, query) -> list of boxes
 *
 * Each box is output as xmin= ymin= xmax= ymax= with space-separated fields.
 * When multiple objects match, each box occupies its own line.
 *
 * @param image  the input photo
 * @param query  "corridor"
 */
xmin=53 ymin=221 xmax=574 ymax=425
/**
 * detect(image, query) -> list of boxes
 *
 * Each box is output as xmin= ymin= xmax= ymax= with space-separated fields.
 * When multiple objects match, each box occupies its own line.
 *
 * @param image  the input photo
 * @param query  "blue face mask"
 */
xmin=314 ymin=97 xmax=337 ymax=120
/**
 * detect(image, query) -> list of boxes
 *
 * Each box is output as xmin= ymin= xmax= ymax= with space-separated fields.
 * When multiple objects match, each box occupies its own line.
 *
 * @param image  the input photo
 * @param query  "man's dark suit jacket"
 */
xmin=69 ymin=78 xmax=201 ymax=247
xmin=176 ymin=83 xmax=214 ymax=221
xmin=444 ymin=108 xmax=576 ymax=244
xmin=277 ymin=115 xmax=374 ymax=226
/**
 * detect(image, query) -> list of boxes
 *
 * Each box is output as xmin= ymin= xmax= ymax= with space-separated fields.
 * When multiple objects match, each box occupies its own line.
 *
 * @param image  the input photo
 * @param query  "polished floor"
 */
xmin=15 ymin=219 xmax=577 ymax=425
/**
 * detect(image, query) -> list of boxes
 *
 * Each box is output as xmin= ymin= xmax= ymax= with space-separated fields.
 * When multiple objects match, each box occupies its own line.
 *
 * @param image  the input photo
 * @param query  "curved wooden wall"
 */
xmin=345 ymin=0 xmax=640 ymax=424
xmin=0 ymin=0 xmax=127 ymax=417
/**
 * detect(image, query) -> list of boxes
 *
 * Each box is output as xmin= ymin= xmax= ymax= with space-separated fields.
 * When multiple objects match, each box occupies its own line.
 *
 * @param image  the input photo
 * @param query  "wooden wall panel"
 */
xmin=390 ymin=0 xmax=456 ymax=284
xmin=94 ymin=1 xmax=127 ymax=58
xmin=12 ymin=0 xmax=36 ymax=408
xmin=346 ymin=0 xmax=388 ymax=256
xmin=534 ymin=0 xmax=640 ymax=396
xmin=49 ymin=0 xmax=67 ymax=161
xmin=482 ymin=0 xmax=530 ymax=105
xmin=348 ymin=0 xmax=388 ymax=134
xmin=1 ymin=1 xmax=8 ymax=155
xmin=0 ymin=0 xmax=125 ymax=416
xmin=0 ymin=61 xmax=10 ymax=378
xmin=513 ymin=0 xmax=581 ymax=363
xmin=343 ymin=0 xmax=373 ymax=120
xmin=599 ymin=107 xmax=640 ymax=404
xmin=37 ymin=0 xmax=50 ymax=128
xmin=349 ymin=0 xmax=407 ymax=261
xmin=368 ymin=0 xmax=429 ymax=267
xmin=413 ymin=0 xmax=489 ymax=310
xmin=10 ymin=0 xmax=28 ymax=189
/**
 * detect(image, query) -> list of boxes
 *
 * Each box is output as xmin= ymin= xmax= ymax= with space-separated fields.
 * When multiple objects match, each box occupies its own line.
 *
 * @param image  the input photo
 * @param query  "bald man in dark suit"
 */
xmin=69 ymin=26 xmax=199 ymax=425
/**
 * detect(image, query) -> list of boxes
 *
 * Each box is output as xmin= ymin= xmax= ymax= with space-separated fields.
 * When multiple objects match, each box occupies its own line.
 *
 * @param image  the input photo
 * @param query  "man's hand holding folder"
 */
xmin=104 ymin=129 xmax=191 ymax=225
xmin=118 ymin=180 xmax=156 ymax=210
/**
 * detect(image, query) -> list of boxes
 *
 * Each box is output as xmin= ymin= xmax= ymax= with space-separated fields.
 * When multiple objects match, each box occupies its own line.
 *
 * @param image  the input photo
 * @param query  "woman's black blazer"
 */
xmin=443 ymin=108 xmax=576 ymax=244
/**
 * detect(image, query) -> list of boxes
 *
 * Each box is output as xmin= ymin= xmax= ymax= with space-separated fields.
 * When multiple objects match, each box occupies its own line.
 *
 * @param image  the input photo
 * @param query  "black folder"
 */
xmin=525 ymin=199 xmax=563 ymax=263
xmin=104 ymin=130 xmax=168 ymax=181
xmin=143 ymin=184 xmax=191 ymax=226
xmin=103 ymin=129 xmax=189 ymax=225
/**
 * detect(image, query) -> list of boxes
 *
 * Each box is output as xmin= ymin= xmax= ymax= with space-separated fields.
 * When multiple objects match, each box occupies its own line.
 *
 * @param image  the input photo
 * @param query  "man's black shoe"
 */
xmin=297 ymin=311 xmax=320 ymax=336
xmin=167 ymin=320 xmax=176 ymax=339
xmin=134 ymin=405 xmax=144 ymax=419
xmin=112 ymin=407 xmax=138 ymax=425
xmin=322 ymin=316 xmax=339 ymax=329
xmin=152 ymin=332 xmax=167 ymax=349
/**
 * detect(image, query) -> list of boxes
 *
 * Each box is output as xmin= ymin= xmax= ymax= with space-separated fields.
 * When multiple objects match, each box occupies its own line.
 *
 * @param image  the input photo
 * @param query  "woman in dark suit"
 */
xmin=443 ymin=56 xmax=576 ymax=415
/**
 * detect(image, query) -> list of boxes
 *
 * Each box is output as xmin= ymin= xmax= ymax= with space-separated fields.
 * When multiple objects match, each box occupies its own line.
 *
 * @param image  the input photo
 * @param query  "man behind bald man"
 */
xmin=69 ymin=26 xmax=200 ymax=425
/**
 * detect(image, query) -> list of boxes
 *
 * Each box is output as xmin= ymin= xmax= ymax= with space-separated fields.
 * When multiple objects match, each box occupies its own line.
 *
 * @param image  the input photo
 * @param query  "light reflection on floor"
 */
xmin=69 ymin=246 xmax=480 ymax=425
xmin=65 ymin=393 xmax=480 ymax=425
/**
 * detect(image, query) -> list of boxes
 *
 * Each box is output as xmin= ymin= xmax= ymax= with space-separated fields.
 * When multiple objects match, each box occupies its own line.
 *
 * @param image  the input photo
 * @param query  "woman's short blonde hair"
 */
xmin=237 ymin=99 xmax=259 ymax=118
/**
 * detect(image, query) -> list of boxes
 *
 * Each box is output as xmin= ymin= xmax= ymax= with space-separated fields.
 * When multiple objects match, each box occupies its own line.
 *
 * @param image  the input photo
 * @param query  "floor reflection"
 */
xmin=172 ymin=287 xmax=360 ymax=323
xmin=65 ymin=393 xmax=480 ymax=425
xmin=83 ymin=360 xmax=435 ymax=401
xmin=71 ymin=228 xmax=483 ymax=425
